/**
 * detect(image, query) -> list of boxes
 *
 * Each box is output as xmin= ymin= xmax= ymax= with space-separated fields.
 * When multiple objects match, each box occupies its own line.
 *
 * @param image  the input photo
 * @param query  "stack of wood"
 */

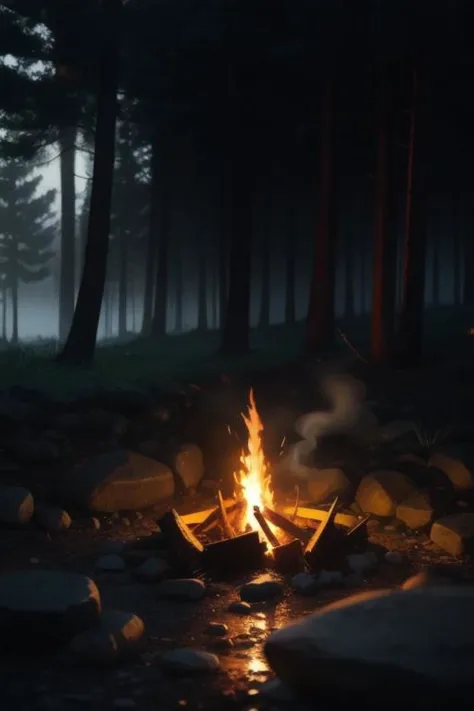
xmin=157 ymin=491 xmax=370 ymax=577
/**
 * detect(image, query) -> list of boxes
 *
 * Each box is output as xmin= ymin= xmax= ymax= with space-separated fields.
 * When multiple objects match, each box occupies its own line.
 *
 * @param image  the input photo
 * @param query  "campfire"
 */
xmin=157 ymin=389 xmax=370 ymax=577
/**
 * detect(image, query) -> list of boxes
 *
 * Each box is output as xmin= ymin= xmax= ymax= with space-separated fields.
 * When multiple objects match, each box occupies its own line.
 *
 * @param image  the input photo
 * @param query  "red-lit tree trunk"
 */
xmin=57 ymin=0 xmax=121 ymax=366
xmin=395 ymin=69 xmax=428 ymax=367
xmin=371 ymin=64 xmax=396 ymax=363
xmin=306 ymin=77 xmax=337 ymax=352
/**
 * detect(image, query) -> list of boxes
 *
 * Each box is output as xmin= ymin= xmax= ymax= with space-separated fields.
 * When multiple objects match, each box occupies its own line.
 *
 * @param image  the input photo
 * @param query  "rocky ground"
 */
xmin=1 ymin=361 xmax=474 ymax=711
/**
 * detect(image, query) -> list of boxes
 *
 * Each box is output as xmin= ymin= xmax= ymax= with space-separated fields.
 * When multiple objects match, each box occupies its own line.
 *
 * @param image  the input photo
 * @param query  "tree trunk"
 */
xmin=118 ymin=228 xmax=128 ymax=337
xmin=306 ymin=77 xmax=337 ymax=352
xmin=58 ymin=126 xmax=76 ymax=343
xmin=220 ymin=129 xmax=254 ymax=354
xmin=463 ymin=226 xmax=474 ymax=307
xmin=11 ymin=268 xmax=18 ymax=344
xmin=432 ymin=207 xmax=440 ymax=306
xmin=175 ymin=247 xmax=183 ymax=332
xmin=344 ymin=227 xmax=354 ymax=318
xmin=371 ymin=63 xmax=396 ymax=363
xmin=452 ymin=196 xmax=461 ymax=305
xmin=150 ymin=141 xmax=171 ymax=338
xmin=218 ymin=173 xmax=229 ymax=329
xmin=197 ymin=211 xmax=208 ymax=330
xmin=1 ymin=287 xmax=6 ymax=341
xmin=258 ymin=219 xmax=271 ymax=329
xmin=285 ymin=195 xmax=296 ymax=325
xmin=57 ymin=0 xmax=121 ymax=366
xmin=141 ymin=133 xmax=158 ymax=336
xmin=395 ymin=70 xmax=428 ymax=367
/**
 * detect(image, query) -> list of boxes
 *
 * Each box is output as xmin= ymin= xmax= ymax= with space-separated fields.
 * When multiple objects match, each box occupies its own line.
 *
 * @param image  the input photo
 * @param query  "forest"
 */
xmin=0 ymin=0 xmax=474 ymax=376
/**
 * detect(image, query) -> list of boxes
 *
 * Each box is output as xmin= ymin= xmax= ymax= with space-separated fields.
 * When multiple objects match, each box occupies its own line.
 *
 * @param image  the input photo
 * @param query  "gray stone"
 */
xmin=99 ymin=540 xmax=126 ymax=555
xmin=385 ymin=551 xmax=403 ymax=565
xmin=70 ymin=609 xmax=145 ymax=664
xmin=161 ymin=648 xmax=220 ymax=674
xmin=291 ymin=572 xmax=319 ymax=595
xmin=35 ymin=504 xmax=71 ymax=532
xmin=206 ymin=622 xmax=228 ymax=636
xmin=430 ymin=513 xmax=474 ymax=556
xmin=355 ymin=471 xmax=416 ymax=516
xmin=317 ymin=570 xmax=345 ymax=587
xmin=259 ymin=678 xmax=296 ymax=702
xmin=307 ymin=468 xmax=351 ymax=504
xmin=0 ymin=486 xmax=34 ymax=525
xmin=156 ymin=578 xmax=206 ymax=601
xmin=132 ymin=557 xmax=169 ymax=582
xmin=240 ymin=575 xmax=284 ymax=602
xmin=429 ymin=444 xmax=474 ymax=490
xmin=0 ymin=570 xmax=101 ymax=651
xmin=228 ymin=601 xmax=252 ymax=615
xmin=173 ymin=443 xmax=205 ymax=491
xmin=264 ymin=587 xmax=474 ymax=696
xmin=95 ymin=554 xmax=126 ymax=572
xmin=66 ymin=450 xmax=175 ymax=512
xmin=346 ymin=551 xmax=378 ymax=574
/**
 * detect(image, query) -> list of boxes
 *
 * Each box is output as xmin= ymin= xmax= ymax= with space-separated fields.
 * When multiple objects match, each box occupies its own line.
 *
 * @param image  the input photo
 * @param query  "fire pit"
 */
xmin=157 ymin=389 xmax=369 ymax=578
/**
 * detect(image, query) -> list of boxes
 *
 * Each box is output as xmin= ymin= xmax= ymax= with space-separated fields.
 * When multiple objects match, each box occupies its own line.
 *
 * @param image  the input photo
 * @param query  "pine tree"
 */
xmin=0 ymin=160 xmax=56 ymax=342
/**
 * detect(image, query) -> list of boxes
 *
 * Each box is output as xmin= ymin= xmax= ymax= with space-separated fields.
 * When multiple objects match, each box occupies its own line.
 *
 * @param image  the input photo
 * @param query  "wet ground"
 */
xmin=1 ymin=512 xmax=471 ymax=711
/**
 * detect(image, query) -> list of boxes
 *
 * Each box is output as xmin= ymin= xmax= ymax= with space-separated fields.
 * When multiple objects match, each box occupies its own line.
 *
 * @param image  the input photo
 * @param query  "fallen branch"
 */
xmin=281 ymin=505 xmax=359 ymax=530
xmin=254 ymin=506 xmax=280 ymax=548
xmin=217 ymin=490 xmax=235 ymax=538
xmin=304 ymin=497 xmax=346 ymax=571
xmin=263 ymin=505 xmax=312 ymax=544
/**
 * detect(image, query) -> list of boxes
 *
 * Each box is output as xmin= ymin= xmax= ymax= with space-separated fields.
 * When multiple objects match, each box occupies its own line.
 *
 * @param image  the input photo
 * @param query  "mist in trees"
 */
xmin=0 ymin=1 xmax=473 ymax=367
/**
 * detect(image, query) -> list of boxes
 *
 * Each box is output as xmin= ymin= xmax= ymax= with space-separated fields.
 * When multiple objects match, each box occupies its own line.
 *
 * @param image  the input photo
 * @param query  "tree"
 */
xmin=58 ymin=125 xmax=76 ymax=342
xmin=57 ymin=0 xmax=123 ymax=365
xmin=0 ymin=160 xmax=56 ymax=342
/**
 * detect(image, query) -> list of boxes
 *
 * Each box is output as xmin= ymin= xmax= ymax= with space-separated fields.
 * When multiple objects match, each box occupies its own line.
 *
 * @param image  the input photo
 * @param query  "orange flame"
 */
xmin=234 ymin=388 xmax=274 ymax=539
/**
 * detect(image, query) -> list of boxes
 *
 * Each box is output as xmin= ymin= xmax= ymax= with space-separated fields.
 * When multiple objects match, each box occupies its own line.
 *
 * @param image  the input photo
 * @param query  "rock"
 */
xmin=385 ymin=551 xmax=403 ymax=565
xmin=0 ymin=570 xmax=101 ymax=651
xmin=206 ymin=622 xmax=228 ymax=636
xmin=260 ymin=678 xmax=296 ymax=702
xmin=355 ymin=471 xmax=417 ymax=516
xmin=171 ymin=443 xmax=205 ymax=491
xmin=346 ymin=551 xmax=378 ymax=575
xmin=161 ymin=648 xmax=220 ymax=674
xmin=95 ymin=554 xmax=126 ymax=572
xmin=307 ymin=468 xmax=351 ymax=504
xmin=99 ymin=540 xmax=126 ymax=555
xmin=240 ymin=575 xmax=284 ymax=603
xmin=228 ymin=601 xmax=252 ymax=615
xmin=11 ymin=438 xmax=59 ymax=463
xmin=66 ymin=450 xmax=175 ymax=512
xmin=317 ymin=570 xmax=345 ymax=587
xmin=0 ymin=486 xmax=34 ymax=525
xmin=156 ymin=578 xmax=206 ymax=601
xmin=70 ymin=609 xmax=145 ymax=664
xmin=430 ymin=513 xmax=474 ymax=556
xmin=133 ymin=557 xmax=169 ymax=582
xmin=291 ymin=572 xmax=319 ymax=595
xmin=35 ymin=504 xmax=71 ymax=532
xmin=429 ymin=444 xmax=474 ymax=490
xmin=396 ymin=491 xmax=434 ymax=529
xmin=264 ymin=587 xmax=474 ymax=698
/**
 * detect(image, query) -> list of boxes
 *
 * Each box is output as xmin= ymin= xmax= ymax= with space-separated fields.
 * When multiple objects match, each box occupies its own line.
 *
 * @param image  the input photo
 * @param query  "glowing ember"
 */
xmin=233 ymin=388 xmax=275 ymax=541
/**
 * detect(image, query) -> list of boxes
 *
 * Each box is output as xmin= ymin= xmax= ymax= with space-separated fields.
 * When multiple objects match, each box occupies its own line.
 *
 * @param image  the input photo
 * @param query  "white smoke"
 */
xmin=285 ymin=374 xmax=367 ymax=478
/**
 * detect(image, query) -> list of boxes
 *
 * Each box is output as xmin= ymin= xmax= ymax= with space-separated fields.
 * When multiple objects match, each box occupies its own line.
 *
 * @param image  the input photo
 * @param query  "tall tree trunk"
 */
xmin=197 ymin=212 xmax=208 ymax=330
xmin=395 ymin=69 xmax=428 ymax=367
xmin=344 ymin=227 xmax=354 ymax=318
xmin=306 ymin=77 xmax=337 ymax=352
xmin=58 ymin=126 xmax=76 ymax=343
xmin=118 ymin=228 xmax=128 ymax=337
xmin=150 ymin=141 xmax=171 ymax=338
xmin=218 ymin=173 xmax=229 ymax=329
xmin=11 ymin=265 xmax=18 ymax=344
xmin=220 ymin=128 xmax=254 ymax=354
xmin=452 ymin=196 xmax=461 ymax=305
xmin=463 ymin=227 xmax=474 ymax=307
xmin=1 ymin=287 xmax=6 ymax=341
xmin=285 ymin=195 xmax=296 ymax=325
xmin=57 ymin=0 xmax=121 ymax=366
xmin=432 ymin=207 xmax=440 ymax=306
xmin=141 ymin=134 xmax=159 ymax=335
xmin=371 ymin=64 xmax=396 ymax=363
xmin=258 ymin=221 xmax=271 ymax=329
xmin=175 ymin=247 xmax=183 ymax=332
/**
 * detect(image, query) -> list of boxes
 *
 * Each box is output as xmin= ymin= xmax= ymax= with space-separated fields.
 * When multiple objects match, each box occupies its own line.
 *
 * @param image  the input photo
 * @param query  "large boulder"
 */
xmin=429 ymin=444 xmax=474 ymax=490
xmin=264 ymin=586 xmax=474 ymax=700
xmin=66 ymin=450 xmax=175 ymax=512
xmin=172 ymin=443 xmax=205 ymax=491
xmin=355 ymin=471 xmax=416 ymax=516
xmin=430 ymin=513 xmax=474 ymax=556
xmin=0 ymin=570 xmax=101 ymax=652
xmin=396 ymin=491 xmax=434 ymax=529
xmin=307 ymin=467 xmax=351 ymax=504
xmin=70 ymin=609 xmax=145 ymax=664
xmin=0 ymin=486 xmax=34 ymax=525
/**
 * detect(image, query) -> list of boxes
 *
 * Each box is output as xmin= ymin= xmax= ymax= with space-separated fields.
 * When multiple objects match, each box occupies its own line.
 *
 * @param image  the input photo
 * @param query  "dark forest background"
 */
xmin=1 ymin=0 xmax=474 ymax=375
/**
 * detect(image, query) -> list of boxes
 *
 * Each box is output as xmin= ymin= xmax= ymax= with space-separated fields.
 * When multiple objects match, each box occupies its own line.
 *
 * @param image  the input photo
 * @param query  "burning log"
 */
xmin=191 ymin=499 xmax=241 ymax=536
xmin=304 ymin=497 xmax=346 ymax=571
xmin=272 ymin=539 xmax=304 ymax=575
xmin=217 ymin=490 xmax=236 ymax=538
xmin=281 ymin=504 xmax=359 ymax=530
xmin=263 ymin=506 xmax=312 ymax=545
xmin=202 ymin=530 xmax=265 ymax=575
xmin=254 ymin=506 xmax=280 ymax=548
xmin=158 ymin=508 xmax=204 ymax=573
xmin=181 ymin=499 xmax=236 ymax=527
